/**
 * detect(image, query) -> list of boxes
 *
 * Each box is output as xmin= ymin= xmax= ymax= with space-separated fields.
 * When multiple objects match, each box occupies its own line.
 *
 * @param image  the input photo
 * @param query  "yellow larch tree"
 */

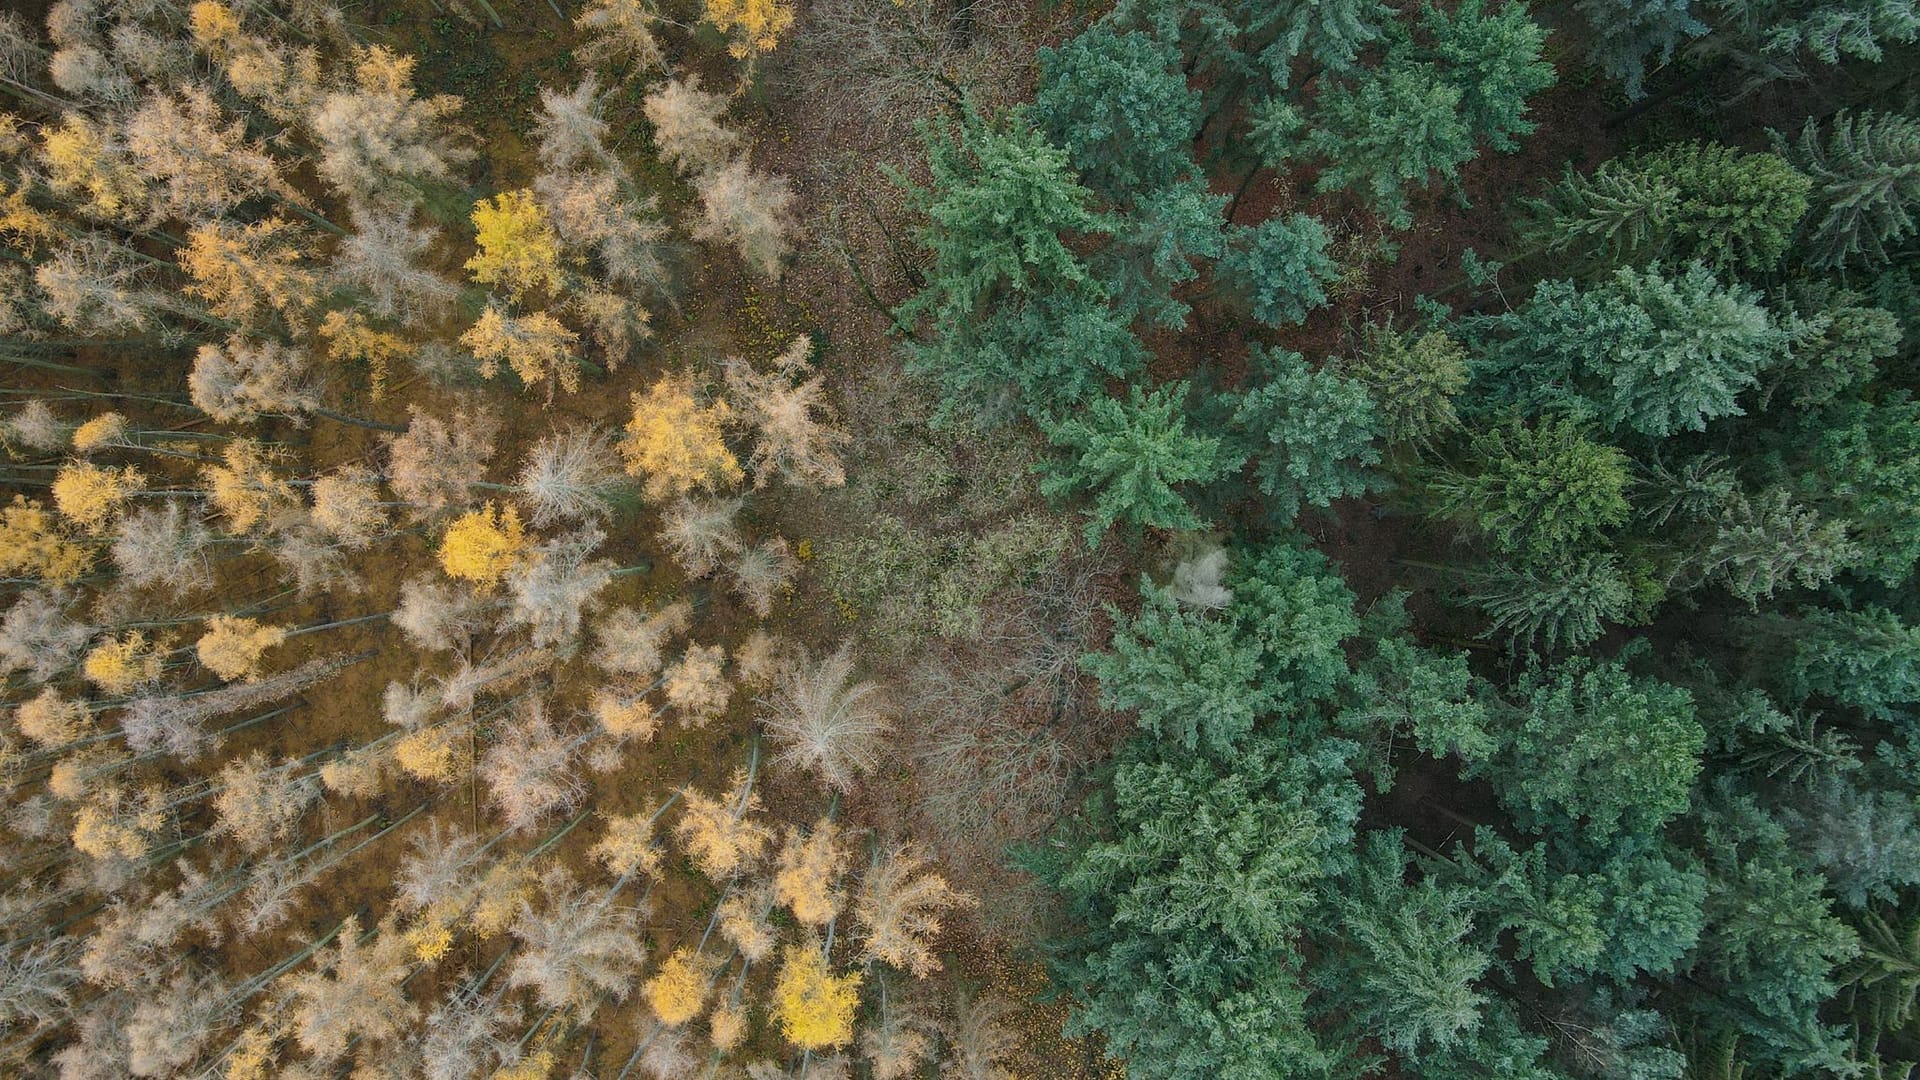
xmin=590 ymin=689 xmax=658 ymax=742
xmin=772 ymin=819 xmax=848 ymax=927
xmin=704 ymin=0 xmax=795 ymax=58
xmin=15 ymin=688 xmax=91 ymax=749
xmin=773 ymin=942 xmax=861 ymax=1051
xmin=394 ymin=723 xmax=467 ymax=784
xmin=620 ymin=373 xmax=742 ymax=499
xmin=69 ymin=413 xmax=128 ymax=453
xmin=0 ymin=496 xmax=94 ymax=584
xmin=82 ymin=632 xmax=162 ymax=694
xmin=663 ymin=643 xmax=731 ymax=727
xmin=39 ymin=115 xmax=146 ymax=222
xmin=196 ymin=616 xmax=287 ymax=681
xmin=178 ymin=217 xmax=319 ymax=329
xmin=591 ymin=806 xmax=665 ymax=880
xmin=643 ymin=946 xmax=711 ymax=1026
xmin=708 ymin=1002 xmax=747 ymax=1051
xmin=318 ymin=311 xmax=411 ymax=400
xmin=438 ymin=502 xmax=529 ymax=589
xmin=202 ymin=439 xmax=300 ymax=535
xmin=460 ymin=306 xmax=582 ymax=399
xmin=71 ymin=787 xmax=167 ymax=860
xmin=673 ymin=769 xmax=772 ymax=880
xmin=466 ymin=190 xmax=566 ymax=299
xmin=51 ymin=462 xmax=144 ymax=534
xmin=0 ymin=178 xmax=61 ymax=254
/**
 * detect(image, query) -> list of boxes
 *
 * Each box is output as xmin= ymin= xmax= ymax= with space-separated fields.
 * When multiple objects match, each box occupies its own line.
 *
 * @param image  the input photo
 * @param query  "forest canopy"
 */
xmin=0 ymin=0 xmax=1916 ymax=1076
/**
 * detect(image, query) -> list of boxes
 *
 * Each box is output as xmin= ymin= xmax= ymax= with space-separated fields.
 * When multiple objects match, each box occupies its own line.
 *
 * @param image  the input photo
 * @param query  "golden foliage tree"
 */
xmin=202 ymin=439 xmax=300 ymax=535
xmin=81 ymin=631 xmax=162 ymax=694
xmin=643 ymin=946 xmax=711 ymax=1026
xmin=196 ymin=616 xmax=287 ymax=681
xmin=773 ymin=942 xmax=861 ymax=1051
xmin=438 ymin=502 xmax=529 ymax=589
xmin=0 ymin=496 xmax=93 ymax=584
xmin=704 ymin=0 xmax=796 ymax=57
xmin=773 ymin=819 xmax=848 ymax=927
xmin=673 ymin=768 xmax=772 ymax=879
xmin=465 ymin=189 xmax=566 ymax=299
xmin=51 ymin=462 xmax=143 ymax=534
xmin=620 ymin=373 xmax=742 ymax=499
xmin=460 ymin=306 xmax=581 ymax=399
xmin=179 ymin=217 xmax=319 ymax=329
xmin=39 ymin=115 xmax=145 ymax=222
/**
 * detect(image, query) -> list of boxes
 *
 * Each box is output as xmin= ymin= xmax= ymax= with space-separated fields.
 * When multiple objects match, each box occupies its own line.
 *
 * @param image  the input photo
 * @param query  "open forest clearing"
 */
xmin=0 ymin=0 xmax=1918 ymax=1076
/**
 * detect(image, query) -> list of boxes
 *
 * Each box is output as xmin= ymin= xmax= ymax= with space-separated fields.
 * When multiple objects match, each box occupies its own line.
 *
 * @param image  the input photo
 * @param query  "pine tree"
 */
xmin=1335 ymin=324 xmax=1469 ymax=447
xmin=1304 ymin=58 xmax=1473 ymax=227
xmin=1085 ymin=576 xmax=1269 ymax=755
xmin=1319 ymin=831 xmax=1490 ymax=1057
xmin=1033 ymin=27 xmax=1200 ymax=199
xmin=1039 ymin=382 xmax=1228 ymax=546
xmin=1022 ymin=734 xmax=1362 ymax=1080
xmin=896 ymin=104 xmax=1113 ymax=327
xmin=1519 ymin=143 xmax=1810 ymax=274
xmin=1429 ymin=417 xmax=1632 ymax=562
xmin=1228 ymin=346 xmax=1379 ymax=519
xmin=1419 ymin=0 xmax=1556 ymax=153
xmin=1572 ymin=0 xmax=1706 ymax=97
xmin=1218 ymin=214 xmax=1339 ymax=328
xmin=1486 ymin=657 xmax=1704 ymax=841
xmin=1466 ymin=554 xmax=1635 ymax=653
xmin=1783 ymin=109 xmax=1920 ymax=270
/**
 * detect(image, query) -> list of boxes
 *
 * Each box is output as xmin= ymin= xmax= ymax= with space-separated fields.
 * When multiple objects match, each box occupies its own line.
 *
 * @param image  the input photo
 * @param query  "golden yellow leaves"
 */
xmin=202 ymin=439 xmax=299 ymax=535
xmin=673 ymin=769 xmax=771 ymax=880
xmin=644 ymin=946 xmax=711 ymax=1025
xmin=590 ymin=689 xmax=659 ymax=741
xmin=438 ymin=502 xmax=529 ymax=589
xmin=52 ymin=461 xmax=143 ymax=534
xmin=40 ymin=116 xmax=145 ymax=222
xmin=69 ymin=412 xmax=128 ymax=452
xmin=319 ymin=311 xmax=410 ymax=401
xmin=179 ymin=216 xmax=317 ymax=328
xmin=773 ymin=942 xmax=861 ymax=1051
xmin=83 ymin=632 xmax=162 ymax=694
xmin=461 ymin=307 xmax=581 ymax=398
xmin=591 ymin=807 xmax=665 ymax=880
xmin=466 ymin=190 xmax=565 ymax=299
xmin=394 ymin=724 xmax=466 ymax=784
xmin=15 ymin=688 xmax=90 ymax=749
xmin=621 ymin=373 xmax=742 ymax=500
xmin=196 ymin=616 xmax=287 ymax=681
xmin=773 ymin=819 xmax=848 ymax=927
xmin=0 ymin=496 xmax=94 ymax=585
xmin=704 ymin=0 xmax=795 ymax=58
